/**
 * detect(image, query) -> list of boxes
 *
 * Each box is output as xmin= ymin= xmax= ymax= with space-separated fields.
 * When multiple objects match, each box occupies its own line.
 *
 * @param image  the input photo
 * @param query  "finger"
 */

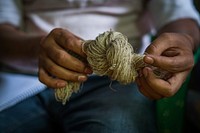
xmin=40 ymin=55 xmax=88 ymax=82
xmin=143 ymin=67 xmax=174 ymax=97
xmin=138 ymin=73 xmax=163 ymax=99
xmin=138 ymin=86 xmax=154 ymax=99
xmin=143 ymin=67 xmax=187 ymax=97
xmin=46 ymin=43 xmax=92 ymax=74
xmin=41 ymin=33 xmax=92 ymax=74
xmin=144 ymin=54 xmax=194 ymax=72
xmin=167 ymin=70 xmax=189 ymax=89
xmin=145 ymin=33 xmax=182 ymax=56
xmin=38 ymin=66 xmax=67 ymax=88
xmin=51 ymin=28 xmax=86 ymax=57
xmin=143 ymin=48 xmax=179 ymax=65
xmin=136 ymin=78 xmax=154 ymax=99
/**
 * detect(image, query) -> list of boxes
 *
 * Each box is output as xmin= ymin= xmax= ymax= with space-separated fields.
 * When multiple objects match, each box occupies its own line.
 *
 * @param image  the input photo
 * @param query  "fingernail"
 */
xmin=57 ymin=82 xmax=66 ymax=88
xmin=144 ymin=56 xmax=154 ymax=64
xmin=78 ymin=75 xmax=87 ymax=82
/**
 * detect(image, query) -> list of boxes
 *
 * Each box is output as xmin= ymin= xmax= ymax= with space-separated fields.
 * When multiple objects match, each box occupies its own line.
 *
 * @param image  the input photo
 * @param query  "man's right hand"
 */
xmin=38 ymin=28 xmax=92 ymax=88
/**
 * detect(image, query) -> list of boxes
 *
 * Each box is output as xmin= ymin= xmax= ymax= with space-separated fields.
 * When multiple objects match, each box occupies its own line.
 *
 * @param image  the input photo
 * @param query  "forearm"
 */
xmin=157 ymin=19 xmax=200 ymax=52
xmin=0 ymin=24 xmax=45 ymax=72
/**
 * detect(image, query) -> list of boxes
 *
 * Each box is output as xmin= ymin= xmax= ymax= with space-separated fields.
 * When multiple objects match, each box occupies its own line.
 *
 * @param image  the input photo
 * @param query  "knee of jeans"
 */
xmin=92 ymin=105 xmax=156 ymax=133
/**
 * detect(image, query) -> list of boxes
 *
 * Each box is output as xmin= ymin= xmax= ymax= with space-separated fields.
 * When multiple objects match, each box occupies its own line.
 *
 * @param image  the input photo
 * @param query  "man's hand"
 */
xmin=38 ymin=28 xmax=92 ymax=88
xmin=136 ymin=33 xmax=194 ymax=99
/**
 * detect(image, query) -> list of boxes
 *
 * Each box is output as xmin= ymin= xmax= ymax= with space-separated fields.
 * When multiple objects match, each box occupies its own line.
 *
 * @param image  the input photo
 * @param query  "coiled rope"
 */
xmin=55 ymin=31 xmax=147 ymax=104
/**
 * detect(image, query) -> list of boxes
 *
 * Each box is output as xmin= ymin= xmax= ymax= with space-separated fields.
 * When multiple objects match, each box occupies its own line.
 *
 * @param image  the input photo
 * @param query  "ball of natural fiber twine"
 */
xmin=55 ymin=30 xmax=146 ymax=105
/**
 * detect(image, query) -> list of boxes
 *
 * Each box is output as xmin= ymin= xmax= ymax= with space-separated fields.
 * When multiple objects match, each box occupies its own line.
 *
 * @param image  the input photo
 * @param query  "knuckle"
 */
xmin=38 ymin=67 xmax=60 ymax=88
xmin=147 ymin=43 xmax=158 ymax=53
xmin=55 ymin=51 xmax=66 ymax=61
xmin=74 ymin=62 xmax=85 ymax=72
xmin=49 ymin=80 xmax=60 ymax=88
xmin=65 ymin=37 xmax=74 ymax=46
xmin=47 ymin=64 xmax=57 ymax=75
xmin=38 ymin=69 xmax=47 ymax=84
xmin=64 ymin=36 xmax=76 ymax=48
xmin=169 ymin=60 xmax=180 ymax=72
xmin=51 ymin=28 xmax=63 ymax=35
xmin=50 ymin=28 xmax=64 ymax=40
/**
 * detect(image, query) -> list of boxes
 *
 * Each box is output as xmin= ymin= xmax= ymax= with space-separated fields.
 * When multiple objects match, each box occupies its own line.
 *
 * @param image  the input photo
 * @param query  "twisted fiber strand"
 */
xmin=55 ymin=31 xmax=145 ymax=104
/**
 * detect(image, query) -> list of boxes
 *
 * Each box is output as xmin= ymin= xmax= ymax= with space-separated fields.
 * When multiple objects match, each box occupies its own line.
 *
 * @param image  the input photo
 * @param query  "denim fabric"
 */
xmin=0 ymin=75 xmax=157 ymax=133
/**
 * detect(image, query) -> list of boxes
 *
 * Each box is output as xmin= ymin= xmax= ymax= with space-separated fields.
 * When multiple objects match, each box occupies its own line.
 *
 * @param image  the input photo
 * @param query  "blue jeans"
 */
xmin=0 ymin=75 xmax=157 ymax=133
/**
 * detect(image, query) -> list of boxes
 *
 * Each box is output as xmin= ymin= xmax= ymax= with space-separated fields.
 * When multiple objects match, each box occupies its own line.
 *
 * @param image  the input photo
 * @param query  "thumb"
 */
xmin=143 ymin=55 xmax=190 ymax=72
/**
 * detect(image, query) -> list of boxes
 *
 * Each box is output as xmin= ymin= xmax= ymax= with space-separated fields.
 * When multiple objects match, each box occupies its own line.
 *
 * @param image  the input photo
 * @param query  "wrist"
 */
xmin=23 ymin=34 xmax=46 ymax=58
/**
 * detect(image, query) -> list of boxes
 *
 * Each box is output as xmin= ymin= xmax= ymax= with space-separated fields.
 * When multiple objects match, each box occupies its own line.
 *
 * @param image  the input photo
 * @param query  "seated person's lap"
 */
xmin=0 ymin=75 xmax=156 ymax=133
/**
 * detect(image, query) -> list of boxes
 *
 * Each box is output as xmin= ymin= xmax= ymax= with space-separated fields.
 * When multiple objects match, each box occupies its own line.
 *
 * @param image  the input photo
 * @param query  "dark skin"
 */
xmin=0 ymin=24 xmax=43 ymax=73
xmin=137 ymin=19 xmax=199 ymax=99
xmin=0 ymin=18 xmax=199 ymax=99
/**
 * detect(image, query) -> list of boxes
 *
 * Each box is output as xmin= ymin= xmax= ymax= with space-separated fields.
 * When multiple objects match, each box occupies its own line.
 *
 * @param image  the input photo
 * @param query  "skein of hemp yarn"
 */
xmin=55 ymin=30 xmax=157 ymax=105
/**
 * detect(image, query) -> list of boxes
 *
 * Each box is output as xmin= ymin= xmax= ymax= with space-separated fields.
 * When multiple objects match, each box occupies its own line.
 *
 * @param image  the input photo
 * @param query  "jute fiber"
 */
xmin=55 ymin=31 xmax=146 ymax=105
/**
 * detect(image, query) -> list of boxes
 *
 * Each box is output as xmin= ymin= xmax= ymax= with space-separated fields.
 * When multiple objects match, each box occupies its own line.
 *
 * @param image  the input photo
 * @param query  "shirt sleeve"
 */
xmin=148 ymin=0 xmax=200 ymax=30
xmin=0 ymin=0 xmax=22 ymax=27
